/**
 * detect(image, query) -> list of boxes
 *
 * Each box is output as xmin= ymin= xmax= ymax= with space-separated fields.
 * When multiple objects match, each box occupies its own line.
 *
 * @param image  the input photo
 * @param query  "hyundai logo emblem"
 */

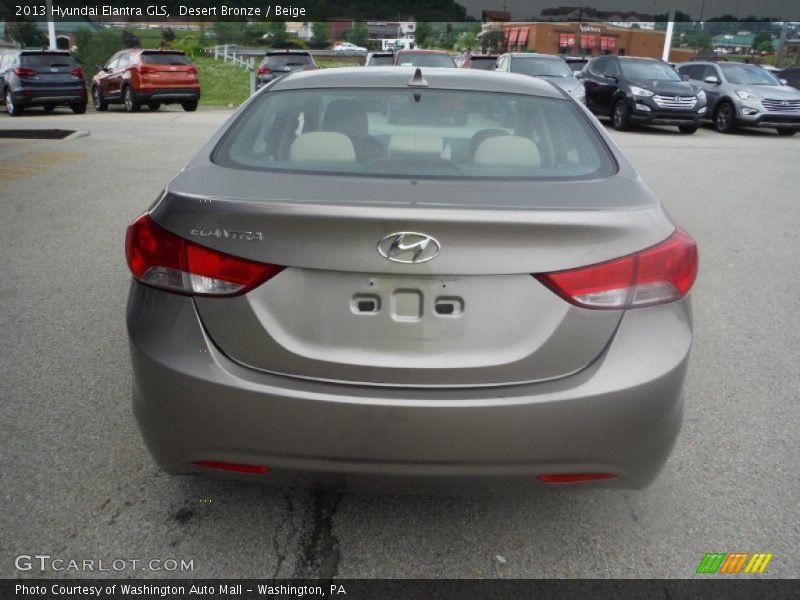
xmin=377 ymin=232 xmax=441 ymax=264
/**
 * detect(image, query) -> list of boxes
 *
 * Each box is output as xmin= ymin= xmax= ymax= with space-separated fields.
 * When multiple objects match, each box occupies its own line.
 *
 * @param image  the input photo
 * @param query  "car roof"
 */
xmin=270 ymin=66 xmax=565 ymax=98
xmin=397 ymin=49 xmax=450 ymax=55
xmin=508 ymin=53 xmax=561 ymax=59
xmin=266 ymin=50 xmax=311 ymax=54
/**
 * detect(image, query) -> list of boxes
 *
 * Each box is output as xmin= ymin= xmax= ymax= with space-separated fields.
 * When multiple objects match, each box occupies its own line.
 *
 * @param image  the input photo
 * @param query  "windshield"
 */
xmin=513 ymin=57 xmax=573 ymax=78
xmin=619 ymin=60 xmax=681 ymax=81
xmin=721 ymin=64 xmax=780 ymax=86
xmin=266 ymin=54 xmax=313 ymax=67
xmin=469 ymin=57 xmax=498 ymax=70
xmin=396 ymin=53 xmax=456 ymax=68
xmin=142 ymin=52 xmax=190 ymax=65
xmin=368 ymin=55 xmax=394 ymax=66
xmin=20 ymin=53 xmax=75 ymax=67
xmin=214 ymin=88 xmax=614 ymax=181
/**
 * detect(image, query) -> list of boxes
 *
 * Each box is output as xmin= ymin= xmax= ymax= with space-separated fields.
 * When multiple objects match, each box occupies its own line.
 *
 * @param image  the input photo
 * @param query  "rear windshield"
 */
xmin=368 ymin=55 xmax=394 ymax=66
xmin=512 ymin=57 xmax=572 ymax=78
xmin=396 ymin=53 xmax=455 ymax=68
xmin=469 ymin=57 xmax=498 ymax=70
xmin=721 ymin=64 xmax=780 ymax=86
xmin=265 ymin=54 xmax=313 ymax=67
xmin=21 ymin=53 xmax=75 ymax=67
xmin=214 ymin=88 xmax=615 ymax=180
xmin=142 ymin=53 xmax=190 ymax=65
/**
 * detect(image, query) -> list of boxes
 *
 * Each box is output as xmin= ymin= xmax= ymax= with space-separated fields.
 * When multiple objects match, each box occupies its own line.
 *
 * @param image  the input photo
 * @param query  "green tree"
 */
xmin=311 ymin=22 xmax=331 ymax=48
xmin=343 ymin=22 xmax=370 ymax=47
xmin=211 ymin=20 xmax=238 ymax=45
xmin=415 ymin=21 xmax=432 ymax=48
xmin=73 ymin=28 xmax=124 ymax=79
xmin=478 ymin=28 xmax=504 ymax=53
xmin=9 ymin=17 xmax=47 ymax=49
xmin=685 ymin=31 xmax=713 ymax=51
xmin=752 ymin=31 xmax=772 ymax=50
xmin=264 ymin=21 xmax=289 ymax=47
xmin=160 ymin=27 xmax=176 ymax=49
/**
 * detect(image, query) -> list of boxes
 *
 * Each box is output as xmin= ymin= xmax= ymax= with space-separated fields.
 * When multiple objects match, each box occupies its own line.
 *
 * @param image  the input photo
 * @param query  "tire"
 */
xmin=148 ymin=102 xmax=161 ymax=111
xmin=72 ymin=102 xmax=87 ymax=115
xmin=5 ymin=89 xmax=23 ymax=116
xmin=123 ymin=86 xmax=140 ymax=113
xmin=678 ymin=124 xmax=698 ymax=134
xmin=92 ymin=87 xmax=107 ymax=111
xmin=181 ymin=100 xmax=198 ymax=112
xmin=42 ymin=103 xmax=56 ymax=113
xmin=611 ymin=99 xmax=630 ymax=131
xmin=713 ymin=102 xmax=737 ymax=133
xmin=776 ymin=128 xmax=797 ymax=136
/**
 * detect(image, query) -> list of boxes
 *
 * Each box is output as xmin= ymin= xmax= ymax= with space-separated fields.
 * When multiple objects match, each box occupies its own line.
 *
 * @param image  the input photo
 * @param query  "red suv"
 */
xmin=91 ymin=49 xmax=200 ymax=112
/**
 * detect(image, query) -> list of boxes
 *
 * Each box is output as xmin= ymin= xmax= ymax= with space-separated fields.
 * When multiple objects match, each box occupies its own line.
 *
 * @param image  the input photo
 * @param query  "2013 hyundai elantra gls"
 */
xmin=125 ymin=67 xmax=698 ymax=491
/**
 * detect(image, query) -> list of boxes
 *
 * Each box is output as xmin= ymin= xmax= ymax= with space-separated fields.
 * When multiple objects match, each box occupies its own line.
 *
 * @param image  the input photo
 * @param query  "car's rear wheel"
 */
xmin=713 ymin=101 xmax=736 ymax=133
xmin=42 ymin=103 xmax=55 ymax=113
xmin=72 ymin=102 xmax=87 ymax=114
xmin=611 ymin=99 xmax=630 ymax=131
xmin=776 ymin=127 xmax=797 ymax=136
xmin=5 ymin=90 xmax=22 ymax=116
xmin=148 ymin=102 xmax=161 ymax=111
xmin=678 ymin=124 xmax=698 ymax=134
xmin=182 ymin=100 xmax=198 ymax=112
xmin=92 ymin=86 xmax=108 ymax=111
xmin=123 ymin=86 xmax=140 ymax=113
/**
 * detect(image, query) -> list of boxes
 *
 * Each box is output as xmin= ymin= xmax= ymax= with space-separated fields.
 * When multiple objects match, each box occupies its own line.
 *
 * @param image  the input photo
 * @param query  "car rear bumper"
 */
xmin=127 ymin=282 xmax=691 ymax=492
xmin=132 ymin=87 xmax=200 ymax=103
xmin=11 ymin=87 xmax=86 ymax=106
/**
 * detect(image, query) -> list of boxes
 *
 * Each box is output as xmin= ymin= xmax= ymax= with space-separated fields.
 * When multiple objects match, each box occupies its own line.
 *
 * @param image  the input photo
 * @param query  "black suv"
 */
xmin=581 ymin=56 xmax=706 ymax=133
xmin=0 ymin=50 xmax=87 ymax=116
xmin=256 ymin=51 xmax=317 ymax=88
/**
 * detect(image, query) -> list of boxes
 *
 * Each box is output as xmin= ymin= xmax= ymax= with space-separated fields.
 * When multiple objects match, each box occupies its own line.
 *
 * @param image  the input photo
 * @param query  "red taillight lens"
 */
xmin=137 ymin=64 xmax=157 ymax=74
xmin=535 ymin=228 xmax=698 ymax=310
xmin=13 ymin=67 xmax=38 ymax=77
xmin=125 ymin=214 xmax=283 ymax=296
xmin=257 ymin=66 xmax=272 ymax=75
xmin=70 ymin=66 xmax=83 ymax=78
xmin=193 ymin=461 xmax=271 ymax=474
xmin=187 ymin=65 xmax=197 ymax=74
xmin=537 ymin=473 xmax=617 ymax=484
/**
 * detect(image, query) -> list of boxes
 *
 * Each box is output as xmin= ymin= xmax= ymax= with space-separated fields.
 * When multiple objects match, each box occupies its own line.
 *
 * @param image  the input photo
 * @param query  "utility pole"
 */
xmin=662 ymin=4 xmax=675 ymax=61
xmin=775 ymin=22 xmax=788 ymax=68
xmin=45 ymin=0 xmax=57 ymax=50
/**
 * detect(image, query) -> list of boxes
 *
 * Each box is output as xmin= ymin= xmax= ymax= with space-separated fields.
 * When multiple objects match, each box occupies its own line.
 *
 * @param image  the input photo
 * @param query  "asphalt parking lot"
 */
xmin=1 ymin=106 xmax=798 ymax=579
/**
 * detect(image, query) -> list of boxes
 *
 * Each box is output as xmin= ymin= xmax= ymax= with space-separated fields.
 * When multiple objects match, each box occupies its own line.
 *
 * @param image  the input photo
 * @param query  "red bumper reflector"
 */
xmin=537 ymin=473 xmax=616 ymax=484
xmin=193 ymin=461 xmax=271 ymax=474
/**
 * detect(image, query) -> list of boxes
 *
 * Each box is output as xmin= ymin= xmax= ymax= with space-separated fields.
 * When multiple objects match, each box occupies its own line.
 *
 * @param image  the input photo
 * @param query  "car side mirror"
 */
xmin=780 ymin=78 xmax=788 ymax=85
xmin=574 ymin=70 xmax=582 ymax=78
xmin=704 ymin=75 xmax=720 ymax=84
xmin=680 ymin=73 xmax=689 ymax=81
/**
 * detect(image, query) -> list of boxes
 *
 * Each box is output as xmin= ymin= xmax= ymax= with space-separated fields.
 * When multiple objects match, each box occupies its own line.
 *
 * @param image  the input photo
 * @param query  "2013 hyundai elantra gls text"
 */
xmin=125 ymin=67 xmax=698 ymax=491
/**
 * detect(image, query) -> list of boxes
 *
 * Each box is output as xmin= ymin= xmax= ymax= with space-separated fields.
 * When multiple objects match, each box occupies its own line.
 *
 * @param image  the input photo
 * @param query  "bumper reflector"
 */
xmin=537 ymin=473 xmax=616 ymax=484
xmin=193 ymin=461 xmax=271 ymax=474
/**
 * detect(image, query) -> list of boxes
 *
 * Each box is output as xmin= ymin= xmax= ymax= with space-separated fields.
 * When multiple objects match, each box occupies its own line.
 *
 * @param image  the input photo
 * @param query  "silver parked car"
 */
xmin=676 ymin=61 xmax=800 ymax=135
xmin=125 ymin=67 xmax=698 ymax=491
xmin=495 ymin=52 xmax=586 ymax=104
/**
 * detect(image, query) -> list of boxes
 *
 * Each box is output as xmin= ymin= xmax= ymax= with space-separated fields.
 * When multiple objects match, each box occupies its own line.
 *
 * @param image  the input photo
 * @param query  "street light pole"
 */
xmin=45 ymin=0 xmax=57 ymax=49
xmin=662 ymin=5 xmax=675 ymax=61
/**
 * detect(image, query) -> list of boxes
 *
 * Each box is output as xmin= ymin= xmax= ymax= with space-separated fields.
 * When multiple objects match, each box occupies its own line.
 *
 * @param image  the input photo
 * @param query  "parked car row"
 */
xmin=0 ymin=48 xmax=200 ymax=116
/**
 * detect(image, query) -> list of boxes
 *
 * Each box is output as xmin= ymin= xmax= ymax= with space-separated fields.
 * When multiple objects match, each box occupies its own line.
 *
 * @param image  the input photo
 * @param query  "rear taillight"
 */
xmin=125 ymin=214 xmax=283 ymax=296
xmin=136 ymin=64 xmax=157 ymax=74
xmin=535 ymin=228 xmax=698 ymax=310
xmin=13 ymin=67 xmax=38 ymax=78
xmin=187 ymin=65 xmax=197 ymax=74
xmin=70 ymin=66 xmax=83 ymax=78
xmin=193 ymin=461 xmax=271 ymax=474
xmin=537 ymin=473 xmax=617 ymax=484
xmin=257 ymin=66 xmax=272 ymax=75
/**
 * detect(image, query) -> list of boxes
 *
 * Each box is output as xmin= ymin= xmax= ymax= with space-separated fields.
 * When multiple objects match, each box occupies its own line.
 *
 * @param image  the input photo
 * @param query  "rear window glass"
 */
xmin=265 ymin=54 xmax=313 ymax=67
xmin=396 ymin=53 xmax=455 ymax=68
xmin=21 ymin=53 xmax=75 ymax=67
xmin=142 ymin=53 xmax=190 ymax=65
xmin=512 ymin=57 xmax=572 ymax=78
xmin=469 ymin=58 xmax=497 ymax=70
xmin=368 ymin=55 xmax=394 ymax=66
xmin=214 ymin=88 xmax=615 ymax=181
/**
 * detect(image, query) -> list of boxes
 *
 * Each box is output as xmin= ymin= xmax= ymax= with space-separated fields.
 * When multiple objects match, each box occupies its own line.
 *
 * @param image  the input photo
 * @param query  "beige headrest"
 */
xmin=389 ymin=134 xmax=443 ymax=157
xmin=473 ymin=135 xmax=541 ymax=168
xmin=289 ymin=132 xmax=356 ymax=163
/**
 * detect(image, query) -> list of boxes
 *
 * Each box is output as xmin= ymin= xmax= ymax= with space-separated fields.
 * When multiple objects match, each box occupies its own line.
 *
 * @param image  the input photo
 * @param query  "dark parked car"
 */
xmin=676 ymin=61 xmax=800 ymax=135
xmin=256 ymin=51 xmax=317 ymax=88
xmin=458 ymin=53 xmax=498 ymax=70
xmin=496 ymin=53 xmax=585 ymax=104
xmin=777 ymin=67 xmax=800 ymax=91
xmin=365 ymin=52 xmax=394 ymax=66
xmin=0 ymin=50 xmax=87 ymax=116
xmin=92 ymin=49 xmax=200 ymax=112
xmin=582 ymin=56 xmax=707 ymax=133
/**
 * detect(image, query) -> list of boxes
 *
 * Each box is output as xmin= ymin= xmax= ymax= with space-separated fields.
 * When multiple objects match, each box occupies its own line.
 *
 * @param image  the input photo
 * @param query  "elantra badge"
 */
xmin=378 ymin=232 xmax=440 ymax=264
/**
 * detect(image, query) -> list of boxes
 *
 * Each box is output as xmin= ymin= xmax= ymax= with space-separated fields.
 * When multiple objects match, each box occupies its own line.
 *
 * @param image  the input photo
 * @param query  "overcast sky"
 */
xmin=461 ymin=1 xmax=799 ymax=21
